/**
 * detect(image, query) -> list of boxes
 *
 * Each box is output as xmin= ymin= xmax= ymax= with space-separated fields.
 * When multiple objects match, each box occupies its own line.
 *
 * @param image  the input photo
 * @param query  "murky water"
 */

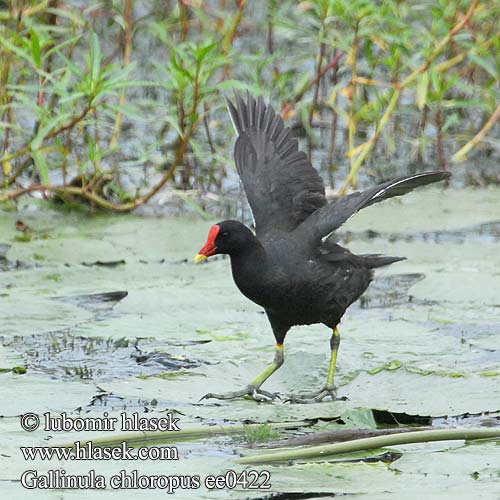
xmin=1 ymin=187 xmax=500 ymax=498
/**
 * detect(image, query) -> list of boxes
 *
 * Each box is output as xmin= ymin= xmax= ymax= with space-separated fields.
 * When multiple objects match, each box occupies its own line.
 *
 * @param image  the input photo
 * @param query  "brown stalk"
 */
xmin=347 ymin=21 xmax=360 ymax=186
xmin=178 ymin=0 xmax=189 ymax=41
xmin=202 ymin=102 xmax=216 ymax=156
xmin=327 ymin=47 xmax=340 ymax=188
xmin=435 ymin=105 xmax=447 ymax=171
xmin=109 ymin=0 xmax=133 ymax=150
xmin=260 ymin=426 xmax=433 ymax=449
xmin=281 ymin=52 xmax=344 ymax=118
xmin=219 ymin=0 xmax=246 ymax=82
xmin=267 ymin=0 xmax=279 ymax=77
xmin=307 ymin=41 xmax=326 ymax=160
xmin=92 ymin=107 xmax=101 ymax=171
xmin=416 ymin=105 xmax=429 ymax=164
xmin=34 ymin=0 xmax=60 ymax=135
xmin=1 ymin=1 xmax=25 ymax=180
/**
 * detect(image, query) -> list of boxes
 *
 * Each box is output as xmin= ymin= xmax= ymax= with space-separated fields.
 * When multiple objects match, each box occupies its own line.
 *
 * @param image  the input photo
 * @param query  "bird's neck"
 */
xmin=230 ymin=236 xmax=266 ymax=266
xmin=229 ymin=238 xmax=268 ymax=288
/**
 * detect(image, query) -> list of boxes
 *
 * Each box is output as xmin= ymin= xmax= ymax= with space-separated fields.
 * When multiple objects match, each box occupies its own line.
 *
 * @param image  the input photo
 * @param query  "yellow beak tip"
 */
xmin=194 ymin=254 xmax=208 ymax=264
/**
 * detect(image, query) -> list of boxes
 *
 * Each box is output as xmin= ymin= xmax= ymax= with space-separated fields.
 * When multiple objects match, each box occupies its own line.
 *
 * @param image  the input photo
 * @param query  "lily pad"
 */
xmin=1 ymin=188 xmax=500 ymax=498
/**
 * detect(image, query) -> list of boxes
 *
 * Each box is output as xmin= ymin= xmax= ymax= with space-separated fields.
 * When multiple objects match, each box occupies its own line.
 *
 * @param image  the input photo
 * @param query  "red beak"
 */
xmin=194 ymin=225 xmax=220 ymax=263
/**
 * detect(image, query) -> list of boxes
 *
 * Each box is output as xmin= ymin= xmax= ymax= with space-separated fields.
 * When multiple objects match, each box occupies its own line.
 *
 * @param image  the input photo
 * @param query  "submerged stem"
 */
xmin=236 ymin=427 xmax=500 ymax=465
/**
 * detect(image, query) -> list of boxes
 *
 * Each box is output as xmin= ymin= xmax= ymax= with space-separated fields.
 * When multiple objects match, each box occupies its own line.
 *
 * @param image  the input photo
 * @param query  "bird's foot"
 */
xmin=200 ymin=385 xmax=279 ymax=403
xmin=285 ymin=385 xmax=347 ymax=404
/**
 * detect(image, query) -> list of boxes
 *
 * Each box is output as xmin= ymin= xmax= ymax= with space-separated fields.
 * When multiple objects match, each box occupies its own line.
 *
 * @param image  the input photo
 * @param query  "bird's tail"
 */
xmin=319 ymin=241 xmax=405 ymax=269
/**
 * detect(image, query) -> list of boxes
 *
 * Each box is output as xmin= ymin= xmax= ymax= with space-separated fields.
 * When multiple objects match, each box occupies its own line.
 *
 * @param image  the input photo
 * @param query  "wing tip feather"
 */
xmin=225 ymin=95 xmax=240 ymax=134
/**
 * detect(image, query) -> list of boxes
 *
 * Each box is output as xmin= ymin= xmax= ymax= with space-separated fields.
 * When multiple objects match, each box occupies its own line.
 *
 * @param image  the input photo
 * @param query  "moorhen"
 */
xmin=195 ymin=92 xmax=450 ymax=403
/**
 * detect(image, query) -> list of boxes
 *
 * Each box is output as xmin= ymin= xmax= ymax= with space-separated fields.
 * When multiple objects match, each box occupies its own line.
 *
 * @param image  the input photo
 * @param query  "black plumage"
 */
xmin=195 ymin=92 xmax=450 ymax=402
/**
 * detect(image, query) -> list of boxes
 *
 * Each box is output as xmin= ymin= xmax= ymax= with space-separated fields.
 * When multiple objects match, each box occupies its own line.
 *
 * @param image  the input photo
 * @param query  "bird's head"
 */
xmin=194 ymin=220 xmax=255 ymax=262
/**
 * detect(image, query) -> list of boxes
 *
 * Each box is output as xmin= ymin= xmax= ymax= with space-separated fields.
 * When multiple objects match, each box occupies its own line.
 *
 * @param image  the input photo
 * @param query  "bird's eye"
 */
xmin=221 ymin=232 xmax=229 ymax=237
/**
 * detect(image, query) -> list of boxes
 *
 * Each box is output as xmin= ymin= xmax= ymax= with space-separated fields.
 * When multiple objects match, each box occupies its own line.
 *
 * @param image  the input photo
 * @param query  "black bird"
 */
xmin=195 ymin=92 xmax=450 ymax=403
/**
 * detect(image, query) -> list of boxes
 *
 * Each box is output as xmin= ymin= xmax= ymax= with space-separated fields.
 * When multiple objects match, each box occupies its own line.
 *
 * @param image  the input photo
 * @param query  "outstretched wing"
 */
xmin=227 ymin=92 xmax=326 ymax=237
xmin=298 ymin=171 xmax=451 ymax=244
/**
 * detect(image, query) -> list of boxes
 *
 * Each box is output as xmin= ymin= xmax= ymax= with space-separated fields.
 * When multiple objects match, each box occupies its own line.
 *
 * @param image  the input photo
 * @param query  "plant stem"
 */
xmin=267 ymin=0 xmax=279 ymax=77
xmin=109 ymin=0 xmax=133 ymax=150
xmin=435 ymin=105 xmax=447 ymax=171
xmin=347 ymin=20 xmax=359 ymax=186
xmin=236 ymin=428 xmax=500 ymax=465
xmin=327 ymin=46 xmax=339 ymax=188
xmin=281 ymin=52 xmax=343 ymax=118
xmin=54 ymin=421 xmax=311 ymax=449
xmin=219 ymin=0 xmax=246 ymax=82
xmin=178 ymin=0 xmax=189 ymax=41
xmin=453 ymin=100 xmax=500 ymax=162
xmin=340 ymin=88 xmax=400 ymax=195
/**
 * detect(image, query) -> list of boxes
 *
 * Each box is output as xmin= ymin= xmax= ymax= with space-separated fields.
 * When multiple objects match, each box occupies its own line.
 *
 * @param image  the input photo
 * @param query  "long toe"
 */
xmin=285 ymin=386 xmax=346 ymax=404
xmin=312 ymin=387 xmax=338 ymax=403
xmin=251 ymin=387 xmax=280 ymax=402
xmin=200 ymin=388 xmax=251 ymax=401
xmin=200 ymin=386 xmax=279 ymax=403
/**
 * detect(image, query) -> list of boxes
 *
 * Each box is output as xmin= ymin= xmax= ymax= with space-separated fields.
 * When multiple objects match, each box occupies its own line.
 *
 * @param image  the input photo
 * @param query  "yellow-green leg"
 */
xmin=201 ymin=344 xmax=284 ymax=402
xmin=289 ymin=328 xmax=342 ymax=403
xmin=325 ymin=327 xmax=340 ymax=391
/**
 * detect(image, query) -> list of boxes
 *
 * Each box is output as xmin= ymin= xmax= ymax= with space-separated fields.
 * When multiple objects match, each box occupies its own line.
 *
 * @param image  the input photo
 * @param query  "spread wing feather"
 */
xmin=298 ymin=171 xmax=451 ymax=244
xmin=227 ymin=92 xmax=326 ymax=237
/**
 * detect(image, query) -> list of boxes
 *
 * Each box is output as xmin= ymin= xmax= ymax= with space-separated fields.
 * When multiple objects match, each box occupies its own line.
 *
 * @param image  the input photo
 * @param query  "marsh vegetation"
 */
xmin=1 ymin=0 xmax=499 ymax=213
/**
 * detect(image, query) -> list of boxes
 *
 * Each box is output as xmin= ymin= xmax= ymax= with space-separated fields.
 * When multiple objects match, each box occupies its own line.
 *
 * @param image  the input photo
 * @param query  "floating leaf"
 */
xmin=368 ymin=360 xmax=402 ymax=375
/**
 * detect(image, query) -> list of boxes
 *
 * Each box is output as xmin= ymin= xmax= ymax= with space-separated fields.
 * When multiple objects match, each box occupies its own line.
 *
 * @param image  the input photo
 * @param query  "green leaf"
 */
xmin=442 ymin=99 xmax=489 ymax=110
xmin=89 ymin=32 xmax=102 ymax=96
xmin=0 ymin=32 xmax=33 ymax=65
xmin=45 ymin=7 xmax=86 ymax=25
xmin=57 ymin=52 xmax=84 ymax=79
xmin=442 ymin=112 xmax=460 ymax=132
xmin=87 ymin=134 xmax=96 ymax=161
xmin=100 ymin=80 xmax=157 ymax=92
xmin=162 ymin=114 xmax=183 ymax=136
xmin=468 ymin=51 xmax=498 ymax=79
xmin=217 ymin=79 xmax=254 ymax=92
xmin=30 ymin=29 xmax=42 ymax=69
xmin=196 ymin=42 xmax=217 ymax=63
xmin=169 ymin=52 xmax=194 ymax=83
xmin=429 ymin=69 xmax=442 ymax=95
xmin=416 ymin=72 xmax=428 ymax=110
xmin=58 ymin=92 xmax=88 ymax=105
xmin=100 ymin=103 xmax=143 ymax=122
xmin=31 ymin=112 xmax=72 ymax=150
xmin=45 ymin=34 xmax=82 ymax=59
xmin=31 ymin=150 xmax=50 ymax=185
